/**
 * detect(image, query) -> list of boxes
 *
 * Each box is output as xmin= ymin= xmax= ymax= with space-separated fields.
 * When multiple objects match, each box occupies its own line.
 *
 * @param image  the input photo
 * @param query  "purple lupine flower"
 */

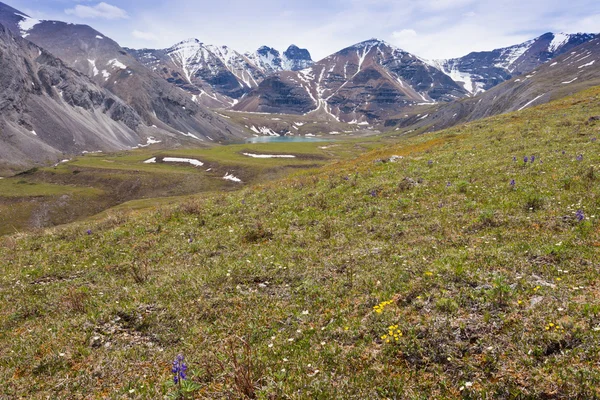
xmin=172 ymin=354 xmax=187 ymax=384
xmin=575 ymin=209 xmax=585 ymax=222
xmin=577 ymin=154 xmax=583 ymax=161
xmin=524 ymin=156 xmax=529 ymax=163
xmin=86 ymin=229 xmax=92 ymax=235
xmin=510 ymin=179 xmax=516 ymax=187
xmin=530 ymin=155 xmax=535 ymax=163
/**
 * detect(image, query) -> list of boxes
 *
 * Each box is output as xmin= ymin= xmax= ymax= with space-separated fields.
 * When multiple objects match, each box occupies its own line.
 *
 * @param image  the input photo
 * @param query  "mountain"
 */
xmin=431 ymin=32 xmax=597 ymax=95
xmin=234 ymin=39 xmax=468 ymax=123
xmin=388 ymin=37 xmax=600 ymax=133
xmin=128 ymin=41 xmax=314 ymax=108
xmin=0 ymin=22 xmax=149 ymax=170
xmin=127 ymin=39 xmax=266 ymax=108
xmin=0 ymin=3 xmax=247 ymax=144
xmin=245 ymin=44 xmax=314 ymax=75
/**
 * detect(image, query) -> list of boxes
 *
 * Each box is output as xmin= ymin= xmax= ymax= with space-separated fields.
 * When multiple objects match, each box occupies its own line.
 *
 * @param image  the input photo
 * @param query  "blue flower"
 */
xmin=86 ymin=229 xmax=92 ymax=235
xmin=446 ymin=182 xmax=452 ymax=187
xmin=172 ymin=354 xmax=188 ymax=384
xmin=577 ymin=154 xmax=583 ymax=161
xmin=510 ymin=179 xmax=515 ymax=187
xmin=512 ymin=156 xmax=517 ymax=162
xmin=530 ymin=155 xmax=535 ymax=163
xmin=428 ymin=160 xmax=433 ymax=165
xmin=576 ymin=209 xmax=585 ymax=222
xmin=524 ymin=156 xmax=529 ymax=163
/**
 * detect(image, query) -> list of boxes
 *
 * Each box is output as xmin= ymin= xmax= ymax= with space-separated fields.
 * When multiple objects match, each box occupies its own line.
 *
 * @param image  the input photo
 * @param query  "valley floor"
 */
xmin=1 ymin=87 xmax=600 ymax=398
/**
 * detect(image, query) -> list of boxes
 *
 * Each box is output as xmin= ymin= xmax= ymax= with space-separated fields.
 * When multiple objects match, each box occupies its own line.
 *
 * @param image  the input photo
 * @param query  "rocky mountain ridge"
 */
xmin=234 ymin=39 xmax=467 ymax=123
xmin=431 ymin=32 xmax=597 ymax=94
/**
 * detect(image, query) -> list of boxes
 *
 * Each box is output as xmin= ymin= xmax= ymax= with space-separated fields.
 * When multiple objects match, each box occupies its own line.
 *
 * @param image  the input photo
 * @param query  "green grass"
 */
xmin=0 ymin=178 xmax=101 ymax=197
xmin=1 ymin=86 xmax=600 ymax=398
xmin=0 ymin=138 xmax=389 ymax=236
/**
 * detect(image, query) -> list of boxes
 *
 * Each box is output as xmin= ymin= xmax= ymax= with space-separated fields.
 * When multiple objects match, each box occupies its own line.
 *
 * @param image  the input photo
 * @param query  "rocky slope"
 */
xmin=235 ymin=39 xmax=467 ymax=123
xmin=431 ymin=32 xmax=597 ymax=95
xmin=0 ymin=3 xmax=247 ymax=145
xmin=388 ymin=37 xmax=600 ymax=133
xmin=127 ymin=39 xmax=265 ymax=108
xmin=0 ymin=22 xmax=147 ymax=171
xmin=128 ymin=41 xmax=314 ymax=108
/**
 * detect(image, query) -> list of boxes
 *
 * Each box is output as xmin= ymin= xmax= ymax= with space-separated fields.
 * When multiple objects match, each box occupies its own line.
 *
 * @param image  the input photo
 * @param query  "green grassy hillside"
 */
xmin=1 ymin=86 xmax=600 ymax=398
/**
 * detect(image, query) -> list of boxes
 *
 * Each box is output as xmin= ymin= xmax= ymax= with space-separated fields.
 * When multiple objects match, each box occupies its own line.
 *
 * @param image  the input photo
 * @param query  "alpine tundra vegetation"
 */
xmin=0 ymin=0 xmax=600 ymax=398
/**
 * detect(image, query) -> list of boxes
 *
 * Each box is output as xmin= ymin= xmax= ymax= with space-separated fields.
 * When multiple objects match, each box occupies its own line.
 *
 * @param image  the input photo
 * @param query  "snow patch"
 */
xmin=549 ymin=33 xmax=570 ymax=53
xmin=108 ymin=59 xmax=127 ymax=70
xmin=562 ymin=77 xmax=578 ymax=84
xmin=18 ymin=16 xmax=41 ymax=37
xmin=143 ymin=157 xmax=157 ymax=164
xmin=223 ymin=173 xmax=242 ymax=183
xmin=88 ymin=59 xmax=99 ymax=77
xmin=578 ymin=60 xmax=596 ymax=68
xmin=163 ymin=157 xmax=204 ymax=167
xmin=96 ymin=35 xmax=104 ymax=40
xmin=242 ymin=153 xmax=296 ymax=158
xmin=518 ymin=94 xmax=544 ymax=111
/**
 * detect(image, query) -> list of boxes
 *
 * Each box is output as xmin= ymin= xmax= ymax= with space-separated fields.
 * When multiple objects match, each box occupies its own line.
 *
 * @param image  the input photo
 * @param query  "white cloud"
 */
xmin=132 ymin=30 xmax=158 ymax=41
xmin=65 ymin=2 xmax=128 ymax=20
xmin=463 ymin=11 xmax=477 ymax=17
xmin=392 ymin=29 xmax=418 ymax=41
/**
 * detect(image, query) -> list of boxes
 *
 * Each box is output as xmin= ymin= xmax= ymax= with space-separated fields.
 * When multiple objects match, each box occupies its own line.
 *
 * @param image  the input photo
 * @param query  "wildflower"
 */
xmin=370 ymin=190 xmax=377 ymax=197
xmin=576 ymin=209 xmax=585 ymax=222
xmin=531 ymin=155 xmax=535 ymax=163
xmin=428 ymin=160 xmax=433 ymax=165
xmin=562 ymin=150 xmax=566 ymax=155
xmin=512 ymin=156 xmax=517 ymax=162
xmin=509 ymin=179 xmax=515 ymax=187
xmin=524 ymin=156 xmax=529 ymax=163
xmin=446 ymin=182 xmax=452 ymax=187
xmin=577 ymin=154 xmax=583 ymax=161
xmin=86 ymin=229 xmax=92 ymax=235
xmin=172 ymin=354 xmax=187 ymax=384
xmin=373 ymin=299 xmax=394 ymax=314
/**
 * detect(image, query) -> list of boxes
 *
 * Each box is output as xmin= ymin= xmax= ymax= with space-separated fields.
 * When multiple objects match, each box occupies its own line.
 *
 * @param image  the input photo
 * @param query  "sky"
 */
xmin=8 ymin=0 xmax=600 ymax=60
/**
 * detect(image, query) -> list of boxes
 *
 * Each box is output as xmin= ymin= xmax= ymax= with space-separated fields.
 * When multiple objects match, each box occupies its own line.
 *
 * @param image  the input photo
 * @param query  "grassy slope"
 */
xmin=1 ymin=87 xmax=600 ymax=398
xmin=0 ymin=141 xmax=385 ymax=236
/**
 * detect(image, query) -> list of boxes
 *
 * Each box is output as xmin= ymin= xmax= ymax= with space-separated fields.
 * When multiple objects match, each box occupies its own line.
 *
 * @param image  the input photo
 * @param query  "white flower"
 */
xmin=302 ymin=310 xmax=309 ymax=315
xmin=320 ymin=341 xmax=326 ymax=346
xmin=465 ymin=382 xmax=473 ymax=388
xmin=268 ymin=343 xmax=273 ymax=348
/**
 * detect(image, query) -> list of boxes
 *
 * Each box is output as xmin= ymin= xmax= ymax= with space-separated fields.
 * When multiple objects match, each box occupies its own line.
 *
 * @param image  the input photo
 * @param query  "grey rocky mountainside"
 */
xmin=0 ymin=3 xmax=247 ymax=148
xmin=234 ymin=39 xmax=467 ymax=123
xmin=127 ymin=41 xmax=314 ymax=108
xmin=431 ymin=32 xmax=597 ymax=95
xmin=0 ymin=22 xmax=146 ymax=171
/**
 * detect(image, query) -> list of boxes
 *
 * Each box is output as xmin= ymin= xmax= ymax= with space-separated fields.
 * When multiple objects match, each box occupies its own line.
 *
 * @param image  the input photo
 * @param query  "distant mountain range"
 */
xmin=0 ymin=0 xmax=598 ymax=172
xmin=126 ymin=40 xmax=314 ymax=108
xmin=431 ymin=32 xmax=597 ymax=94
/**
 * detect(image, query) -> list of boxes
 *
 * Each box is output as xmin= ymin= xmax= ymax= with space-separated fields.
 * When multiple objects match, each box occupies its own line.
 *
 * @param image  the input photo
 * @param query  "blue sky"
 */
xmin=7 ymin=0 xmax=600 ymax=60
